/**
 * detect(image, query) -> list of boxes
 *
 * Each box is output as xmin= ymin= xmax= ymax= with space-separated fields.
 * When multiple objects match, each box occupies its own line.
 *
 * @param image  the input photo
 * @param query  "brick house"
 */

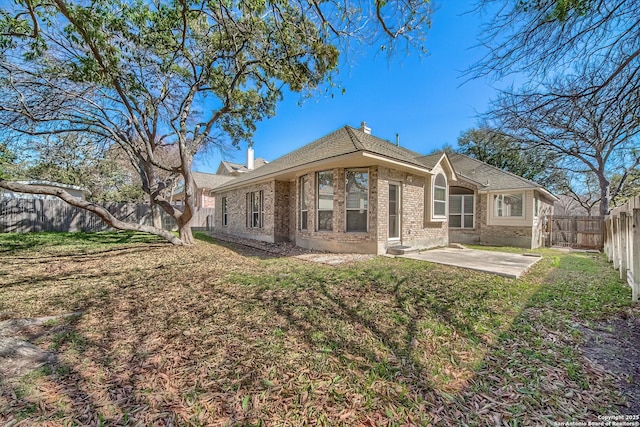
xmin=211 ymin=123 xmax=556 ymax=254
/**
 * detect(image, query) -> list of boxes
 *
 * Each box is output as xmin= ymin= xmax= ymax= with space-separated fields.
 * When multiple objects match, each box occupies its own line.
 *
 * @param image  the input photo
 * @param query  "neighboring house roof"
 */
xmin=191 ymin=172 xmax=235 ymax=189
xmin=447 ymin=152 xmax=558 ymax=199
xmin=172 ymin=172 xmax=235 ymax=199
xmin=215 ymin=125 xmax=449 ymax=191
xmin=217 ymin=158 xmax=269 ymax=175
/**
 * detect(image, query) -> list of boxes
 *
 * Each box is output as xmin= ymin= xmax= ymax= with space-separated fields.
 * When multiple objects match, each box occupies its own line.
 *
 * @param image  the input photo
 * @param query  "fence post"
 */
xmin=632 ymin=208 xmax=640 ymax=302
xmin=619 ymin=213 xmax=628 ymax=280
xmin=612 ymin=214 xmax=620 ymax=269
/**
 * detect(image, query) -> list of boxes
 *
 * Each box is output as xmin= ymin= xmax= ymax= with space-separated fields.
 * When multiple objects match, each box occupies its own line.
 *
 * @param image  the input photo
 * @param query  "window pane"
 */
xmin=464 ymin=214 xmax=474 ymax=228
xmin=449 ymin=195 xmax=462 ymax=214
xmin=318 ymin=171 xmax=333 ymax=210
xmin=318 ymin=211 xmax=333 ymax=231
xmin=434 ymin=173 xmax=446 ymax=187
xmin=435 ymin=187 xmax=446 ymax=202
xmin=450 ymin=214 xmax=462 ymax=228
xmin=389 ymin=215 xmax=399 ymax=238
xmin=346 ymin=211 xmax=367 ymax=232
xmin=301 ymin=211 xmax=307 ymax=230
xmin=300 ymin=176 xmax=308 ymax=209
xmin=505 ymin=194 xmax=523 ymax=216
xmin=346 ymin=171 xmax=368 ymax=210
xmin=319 ymin=194 xmax=333 ymax=210
xmin=434 ymin=201 xmax=446 ymax=216
xmin=463 ymin=195 xmax=474 ymax=214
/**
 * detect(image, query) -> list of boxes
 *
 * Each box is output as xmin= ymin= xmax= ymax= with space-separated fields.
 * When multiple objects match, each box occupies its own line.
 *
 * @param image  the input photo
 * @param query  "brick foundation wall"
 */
xmin=273 ymin=181 xmax=291 ymax=242
xmin=294 ymin=167 xmax=378 ymax=254
xmin=448 ymin=183 xmax=556 ymax=249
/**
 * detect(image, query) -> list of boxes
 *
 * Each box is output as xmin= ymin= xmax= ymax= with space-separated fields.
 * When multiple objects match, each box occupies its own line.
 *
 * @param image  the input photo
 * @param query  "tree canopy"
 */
xmin=0 ymin=0 xmax=433 ymax=244
xmin=457 ymin=126 xmax=564 ymax=191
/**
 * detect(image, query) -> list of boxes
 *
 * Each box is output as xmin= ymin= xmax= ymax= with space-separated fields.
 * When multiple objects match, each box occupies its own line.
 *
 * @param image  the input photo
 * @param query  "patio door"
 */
xmin=388 ymin=183 xmax=400 ymax=240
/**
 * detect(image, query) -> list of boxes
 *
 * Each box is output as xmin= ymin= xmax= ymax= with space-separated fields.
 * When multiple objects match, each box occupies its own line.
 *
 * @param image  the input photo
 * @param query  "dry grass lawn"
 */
xmin=0 ymin=231 xmax=636 ymax=426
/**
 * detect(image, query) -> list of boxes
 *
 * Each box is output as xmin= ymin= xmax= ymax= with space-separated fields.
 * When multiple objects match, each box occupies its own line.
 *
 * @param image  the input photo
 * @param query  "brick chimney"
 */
xmin=360 ymin=121 xmax=371 ymax=134
xmin=247 ymin=145 xmax=255 ymax=170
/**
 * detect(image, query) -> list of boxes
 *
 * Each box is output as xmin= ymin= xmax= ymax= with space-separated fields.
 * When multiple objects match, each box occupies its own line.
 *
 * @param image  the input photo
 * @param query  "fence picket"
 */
xmin=0 ymin=198 xmax=215 ymax=233
xmin=605 ymin=195 xmax=640 ymax=302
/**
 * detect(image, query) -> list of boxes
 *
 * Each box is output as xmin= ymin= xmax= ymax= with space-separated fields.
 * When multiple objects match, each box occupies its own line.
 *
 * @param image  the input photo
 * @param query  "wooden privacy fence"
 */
xmin=549 ymin=215 xmax=604 ymax=250
xmin=604 ymin=195 xmax=640 ymax=302
xmin=0 ymin=198 xmax=216 ymax=233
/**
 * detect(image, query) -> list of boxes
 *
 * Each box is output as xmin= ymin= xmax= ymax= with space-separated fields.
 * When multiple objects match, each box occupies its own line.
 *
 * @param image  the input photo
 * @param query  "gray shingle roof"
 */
xmin=415 ymin=153 xmax=446 ymax=169
xmin=214 ymin=126 xmax=434 ymax=190
xmin=219 ymin=158 xmax=269 ymax=175
xmin=447 ymin=152 xmax=544 ymax=191
xmin=192 ymin=172 xmax=235 ymax=189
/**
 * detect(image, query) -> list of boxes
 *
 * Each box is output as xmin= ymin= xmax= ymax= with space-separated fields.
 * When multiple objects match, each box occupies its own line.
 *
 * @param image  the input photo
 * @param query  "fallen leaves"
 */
xmin=0 ymin=233 xmax=635 ymax=425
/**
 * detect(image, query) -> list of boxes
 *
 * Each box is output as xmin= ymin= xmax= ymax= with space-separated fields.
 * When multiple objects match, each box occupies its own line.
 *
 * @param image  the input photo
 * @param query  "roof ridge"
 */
xmin=348 ymin=126 xmax=429 ymax=165
xmin=449 ymin=152 xmax=543 ymax=188
xmin=345 ymin=126 xmax=364 ymax=150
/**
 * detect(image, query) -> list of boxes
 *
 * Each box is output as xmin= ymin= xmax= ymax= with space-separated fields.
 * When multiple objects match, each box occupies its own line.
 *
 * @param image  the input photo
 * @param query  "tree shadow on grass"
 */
xmin=0 ymin=231 xmax=165 ymax=255
xmin=3 ymin=239 xmax=632 ymax=425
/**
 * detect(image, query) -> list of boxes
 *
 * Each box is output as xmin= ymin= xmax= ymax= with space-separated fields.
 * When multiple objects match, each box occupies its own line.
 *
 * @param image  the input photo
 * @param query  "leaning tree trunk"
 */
xmin=0 ymin=180 xmax=185 ymax=245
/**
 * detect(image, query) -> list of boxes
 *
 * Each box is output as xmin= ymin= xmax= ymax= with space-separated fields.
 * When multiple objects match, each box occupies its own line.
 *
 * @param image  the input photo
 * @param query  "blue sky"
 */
xmin=194 ymin=1 xmax=514 ymax=173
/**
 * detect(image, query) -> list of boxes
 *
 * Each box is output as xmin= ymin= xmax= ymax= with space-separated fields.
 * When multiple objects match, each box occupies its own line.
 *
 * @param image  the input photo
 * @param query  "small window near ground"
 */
xmin=449 ymin=194 xmax=474 ymax=228
xmin=299 ymin=175 xmax=308 ymax=230
xmin=494 ymin=193 xmax=524 ymax=217
xmin=222 ymin=197 xmax=228 ymax=226
xmin=433 ymin=173 xmax=447 ymax=218
xmin=317 ymin=171 xmax=333 ymax=231
xmin=345 ymin=169 xmax=368 ymax=232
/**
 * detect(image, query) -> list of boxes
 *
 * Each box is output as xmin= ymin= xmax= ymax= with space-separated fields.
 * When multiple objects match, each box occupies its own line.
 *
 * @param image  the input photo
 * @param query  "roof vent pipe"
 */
xmin=360 ymin=121 xmax=371 ymax=134
xmin=396 ymin=133 xmax=399 ymax=146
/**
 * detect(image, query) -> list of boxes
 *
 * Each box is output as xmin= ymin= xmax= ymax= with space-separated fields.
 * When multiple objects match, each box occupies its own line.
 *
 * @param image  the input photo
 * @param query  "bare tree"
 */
xmin=487 ymin=71 xmax=640 ymax=216
xmin=471 ymin=0 xmax=640 ymax=101
xmin=0 ymin=0 xmax=433 ymax=245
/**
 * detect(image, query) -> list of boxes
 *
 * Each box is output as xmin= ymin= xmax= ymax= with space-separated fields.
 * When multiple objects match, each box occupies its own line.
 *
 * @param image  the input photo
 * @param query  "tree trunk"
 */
xmin=598 ymin=174 xmax=610 ymax=217
xmin=0 ymin=180 xmax=185 ymax=245
xmin=179 ymin=222 xmax=194 ymax=245
xmin=150 ymin=199 xmax=162 ymax=229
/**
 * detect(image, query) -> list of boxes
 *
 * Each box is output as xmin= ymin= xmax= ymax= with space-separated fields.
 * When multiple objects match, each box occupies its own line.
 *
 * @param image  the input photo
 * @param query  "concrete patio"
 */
xmin=399 ymin=247 xmax=542 ymax=279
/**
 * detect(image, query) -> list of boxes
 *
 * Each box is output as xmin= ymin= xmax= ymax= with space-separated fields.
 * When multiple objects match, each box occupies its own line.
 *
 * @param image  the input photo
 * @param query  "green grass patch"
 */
xmin=0 ymin=234 xmax=633 ymax=425
xmin=0 ymin=231 xmax=164 ymax=254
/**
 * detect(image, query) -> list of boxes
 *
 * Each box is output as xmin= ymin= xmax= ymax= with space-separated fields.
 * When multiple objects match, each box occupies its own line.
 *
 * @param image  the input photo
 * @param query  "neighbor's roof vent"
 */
xmin=360 ymin=121 xmax=371 ymax=134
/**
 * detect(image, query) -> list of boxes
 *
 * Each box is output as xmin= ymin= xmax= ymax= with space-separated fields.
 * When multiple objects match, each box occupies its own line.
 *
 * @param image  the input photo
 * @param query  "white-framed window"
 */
xmin=345 ymin=169 xmax=368 ymax=232
xmin=299 ymin=175 xmax=308 ymax=230
xmin=221 ymin=197 xmax=228 ymax=226
xmin=246 ymin=190 xmax=264 ymax=228
xmin=317 ymin=171 xmax=333 ymax=231
xmin=450 ymin=194 xmax=474 ymax=228
xmin=432 ymin=173 xmax=447 ymax=218
xmin=534 ymin=195 xmax=540 ymax=218
xmin=494 ymin=193 xmax=524 ymax=217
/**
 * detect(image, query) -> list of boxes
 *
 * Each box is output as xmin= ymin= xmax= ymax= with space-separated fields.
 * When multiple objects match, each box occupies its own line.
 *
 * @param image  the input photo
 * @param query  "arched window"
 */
xmin=433 ymin=173 xmax=447 ymax=218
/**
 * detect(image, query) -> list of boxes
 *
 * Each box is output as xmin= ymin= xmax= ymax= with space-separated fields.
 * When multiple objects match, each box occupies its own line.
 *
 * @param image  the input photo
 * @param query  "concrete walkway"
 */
xmin=399 ymin=247 xmax=542 ymax=279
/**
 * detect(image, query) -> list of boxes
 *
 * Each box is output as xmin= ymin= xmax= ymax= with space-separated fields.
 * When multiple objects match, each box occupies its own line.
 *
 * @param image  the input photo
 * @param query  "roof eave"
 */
xmin=213 ymin=151 xmax=433 ymax=192
xmin=478 ymin=186 xmax=559 ymax=201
